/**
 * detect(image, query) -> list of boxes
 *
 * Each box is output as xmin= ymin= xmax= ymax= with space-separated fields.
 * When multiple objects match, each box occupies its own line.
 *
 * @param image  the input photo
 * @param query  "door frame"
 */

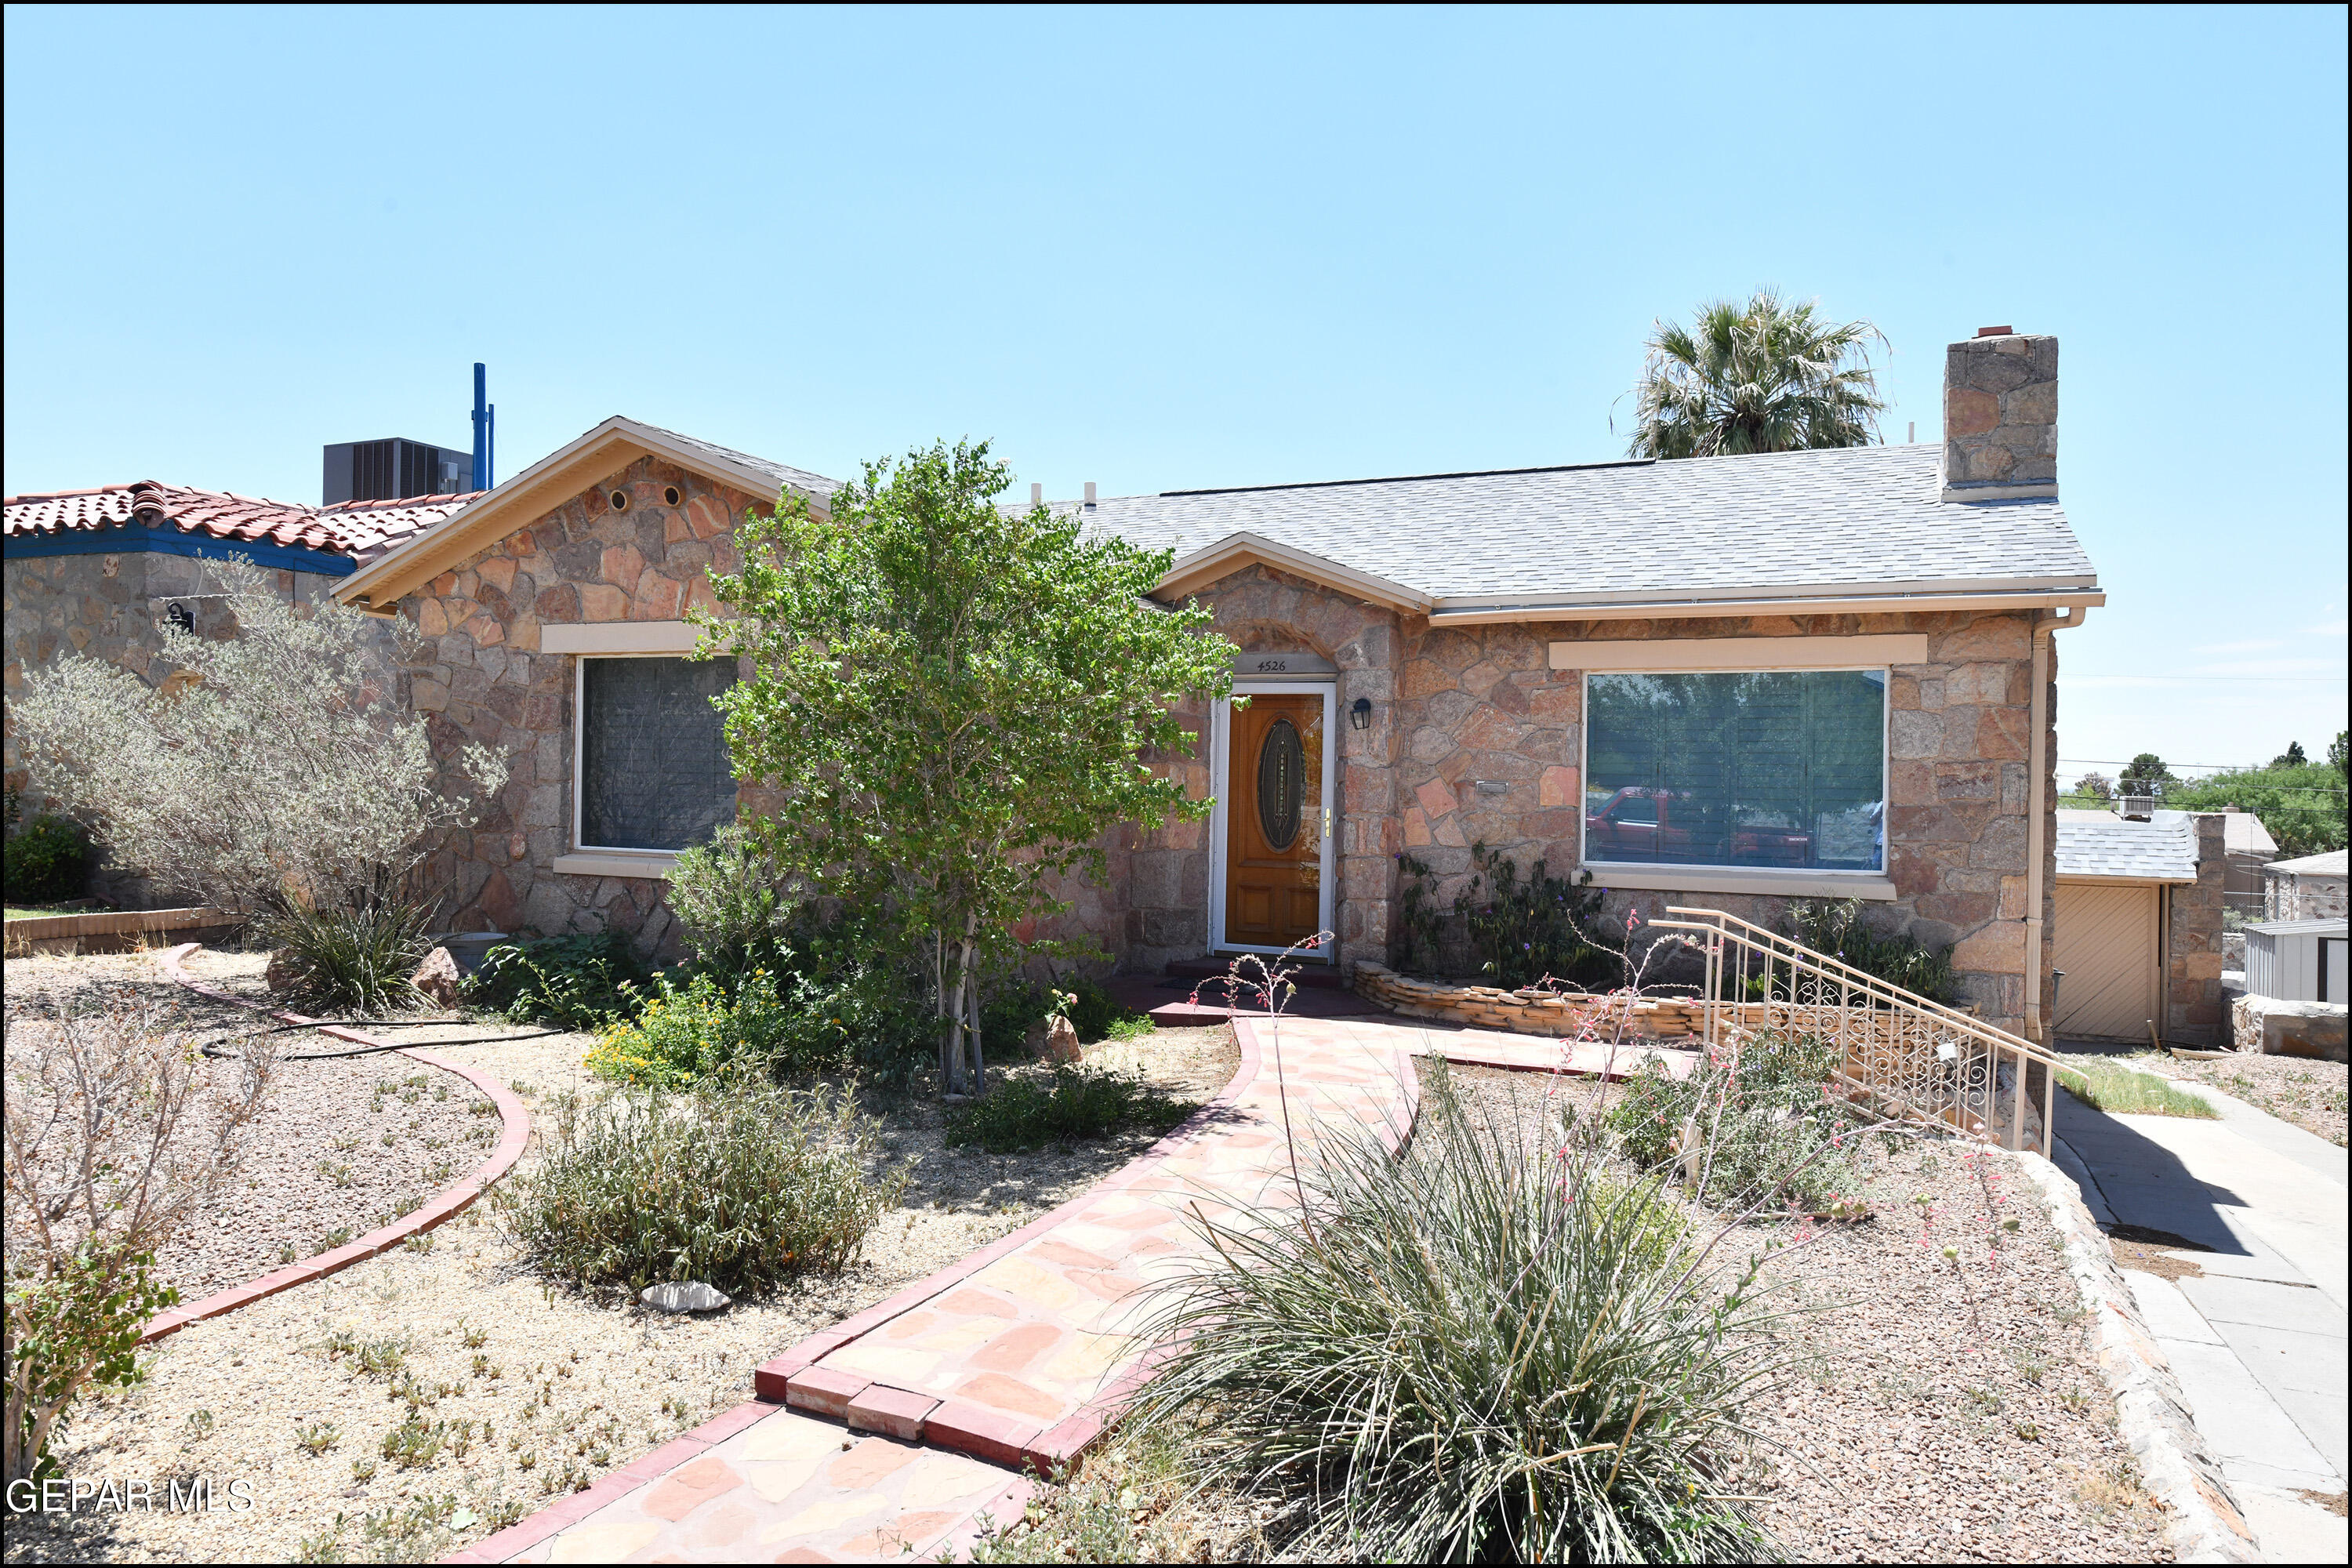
xmin=1208 ymin=680 xmax=1338 ymax=956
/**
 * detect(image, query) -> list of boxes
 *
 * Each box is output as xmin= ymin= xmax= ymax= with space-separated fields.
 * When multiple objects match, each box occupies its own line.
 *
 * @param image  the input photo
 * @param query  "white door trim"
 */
xmin=1208 ymin=681 xmax=1338 ymax=956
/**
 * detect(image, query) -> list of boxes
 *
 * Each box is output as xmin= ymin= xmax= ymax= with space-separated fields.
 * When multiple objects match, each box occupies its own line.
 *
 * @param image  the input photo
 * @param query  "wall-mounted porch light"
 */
xmin=1349 ymin=696 xmax=1373 ymax=730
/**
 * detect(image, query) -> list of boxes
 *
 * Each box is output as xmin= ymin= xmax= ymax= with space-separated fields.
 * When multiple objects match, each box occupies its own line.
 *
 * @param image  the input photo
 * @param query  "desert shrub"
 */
xmin=1605 ymin=1029 xmax=1859 ymax=1211
xmin=4 ymin=814 xmax=87 ymax=906
xmin=516 ymin=1071 xmax=905 ymax=1294
xmin=1128 ymin=1064 xmax=1779 ymax=1562
xmin=3 ymin=998 xmax=273 ymax=1481
xmin=255 ymin=893 xmax=438 ymax=1014
xmin=662 ymin=824 xmax=793 ymax=987
xmin=947 ymin=1065 xmax=1200 ymax=1154
xmin=7 ymin=557 xmax=503 ymax=920
xmin=466 ymin=931 xmax=648 ymax=1029
xmin=1397 ymin=844 xmax=1619 ymax=987
xmin=1776 ymin=898 xmax=1958 ymax=1005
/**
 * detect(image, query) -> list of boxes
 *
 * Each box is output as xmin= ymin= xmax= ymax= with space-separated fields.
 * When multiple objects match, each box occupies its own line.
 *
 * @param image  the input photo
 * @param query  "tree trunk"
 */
xmin=961 ymin=925 xmax=986 ymax=1096
xmin=933 ymin=931 xmax=958 ymax=1096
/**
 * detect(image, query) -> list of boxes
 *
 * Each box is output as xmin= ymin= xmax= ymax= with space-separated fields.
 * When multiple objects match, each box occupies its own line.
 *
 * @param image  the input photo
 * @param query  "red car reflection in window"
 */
xmin=1584 ymin=788 xmax=1815 ymax=866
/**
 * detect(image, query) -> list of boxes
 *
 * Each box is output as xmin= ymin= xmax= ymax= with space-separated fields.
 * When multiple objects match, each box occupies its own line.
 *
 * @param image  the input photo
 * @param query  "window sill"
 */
xmin=552 ymin=851 xmax=678 ymax=880
xmin=1583 ymin=865 xmax=1897 ymax=901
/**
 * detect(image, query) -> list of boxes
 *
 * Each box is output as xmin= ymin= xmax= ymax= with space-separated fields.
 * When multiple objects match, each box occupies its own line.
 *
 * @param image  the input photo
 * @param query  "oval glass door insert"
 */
xmin=1258 ymin=719 xmax=1304 ymax=849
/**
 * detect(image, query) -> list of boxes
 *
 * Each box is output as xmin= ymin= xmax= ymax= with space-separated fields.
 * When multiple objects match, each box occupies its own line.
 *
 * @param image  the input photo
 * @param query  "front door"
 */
xmin=1223 ymin=691 xmax=1327 ymax=949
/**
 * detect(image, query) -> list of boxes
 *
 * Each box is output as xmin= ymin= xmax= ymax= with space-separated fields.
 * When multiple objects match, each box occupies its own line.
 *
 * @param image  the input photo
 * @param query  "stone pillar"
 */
xmin=2165 ymin=813 xmax=2230 ymax=1046
xmin=1941 ymin=328 xmax=2057 ymax=502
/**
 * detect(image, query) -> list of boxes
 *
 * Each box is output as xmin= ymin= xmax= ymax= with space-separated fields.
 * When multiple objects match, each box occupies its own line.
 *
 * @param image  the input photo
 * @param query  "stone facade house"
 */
xmin=3 ymin=481 xmax=473 ymax=896
xmin=2265 ymin=850 xmax=2350 ymax=922
xmin=329 ymin=327 xmax=2103 ymax=1047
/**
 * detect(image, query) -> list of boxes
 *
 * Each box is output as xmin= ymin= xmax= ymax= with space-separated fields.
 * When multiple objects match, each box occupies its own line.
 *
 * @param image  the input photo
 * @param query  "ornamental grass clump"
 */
xmin=254 ymin=890 xmax=438 ymax=1014
xmin=514 ymin=1069 xmax=904 ymax=1295
xmin=1128 ymin=1064 xmax=1784 ymax=1563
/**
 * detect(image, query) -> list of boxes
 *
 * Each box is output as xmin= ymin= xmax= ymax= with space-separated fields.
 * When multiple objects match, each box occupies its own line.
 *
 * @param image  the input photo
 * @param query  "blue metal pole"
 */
xmin=471 ymin=363 xmax=488 ymax=491
xmin=487 ymin=404 xmax=495 ymax=490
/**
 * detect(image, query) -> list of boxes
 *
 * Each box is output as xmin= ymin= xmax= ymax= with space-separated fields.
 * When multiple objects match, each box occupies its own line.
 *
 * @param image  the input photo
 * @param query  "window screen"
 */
xmin=1584 ymin=670 xmax=1886 ymax=872
xmin=579 ymin=657 xmax=736 ymax=851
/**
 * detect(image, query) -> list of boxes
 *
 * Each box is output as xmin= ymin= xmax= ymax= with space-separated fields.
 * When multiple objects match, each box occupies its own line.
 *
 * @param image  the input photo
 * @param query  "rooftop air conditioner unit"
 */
xmin=2117 ymin=793 xmax=2158 ymax=822
xmin=323 ymin=438 xmax=473 ymax=506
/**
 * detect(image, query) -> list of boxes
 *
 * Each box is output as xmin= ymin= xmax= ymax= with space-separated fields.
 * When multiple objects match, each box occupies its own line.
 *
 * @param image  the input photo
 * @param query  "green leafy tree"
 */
xmin=2329 ymin=731 xmax=2347 ymax=777
xmin=702 ymin=440 xmax=1232 ymax=1097
xmin=2073 ymin=771 xmax=2114 ymax=802
xmin=1620 ymin=288 xmax=1887 ymax=459
xmin=2272 ymin=740 xmax=2308 ymax=768
xmin=2169 ymin=763 xmax=2348 ymax=858
xmin=2118 ymin=753 xmax=2181 ymax=797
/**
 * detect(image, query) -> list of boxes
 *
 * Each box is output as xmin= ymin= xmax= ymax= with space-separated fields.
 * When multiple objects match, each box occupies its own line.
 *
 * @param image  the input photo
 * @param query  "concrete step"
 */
xmin=1163 ymin=954 xmax=1348 ymax=989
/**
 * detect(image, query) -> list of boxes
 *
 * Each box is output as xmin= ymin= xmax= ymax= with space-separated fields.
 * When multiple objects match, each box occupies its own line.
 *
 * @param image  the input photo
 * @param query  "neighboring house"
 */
xmin=2050 ymin=808 xmax=2229 ymax=1046
xmin=2218 ymin=806 xmax=2280 ymax=916
xmin=2 ymin=481 xmax=476 ymax=896
xmin=2265 ymin=849 xmax=2350 ymax=922
xmin=329 ymin=327 xmax=2103 ymax=1044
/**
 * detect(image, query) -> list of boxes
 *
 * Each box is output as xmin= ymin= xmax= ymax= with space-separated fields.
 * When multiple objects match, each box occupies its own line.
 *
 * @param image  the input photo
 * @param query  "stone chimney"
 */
xmin=1940 ymin=325 xmax=2057 ymax=502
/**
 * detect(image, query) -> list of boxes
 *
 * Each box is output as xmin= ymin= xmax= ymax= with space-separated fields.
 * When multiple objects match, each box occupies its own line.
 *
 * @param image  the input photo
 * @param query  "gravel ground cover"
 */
xmin=1433 ymin=1062 xmax=2174 ymax=1565
xmin=2136 ymin=1048 xmax=2347 ymax=1147
xmin=4 ymin=945 xmax=1240 ymax=1566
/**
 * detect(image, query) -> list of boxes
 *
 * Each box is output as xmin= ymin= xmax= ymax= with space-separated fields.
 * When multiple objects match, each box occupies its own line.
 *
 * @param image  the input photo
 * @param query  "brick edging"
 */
xmin=2009 ymin=1150 xmax=2259 ymax=1563
xmin=140 ymin=942 xmax=532 ymax=1345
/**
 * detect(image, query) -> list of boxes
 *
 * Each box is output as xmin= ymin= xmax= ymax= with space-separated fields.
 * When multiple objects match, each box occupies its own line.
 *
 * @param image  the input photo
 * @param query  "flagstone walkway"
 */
xmin=452 ymin=1014 xmax=1694 ymax=1564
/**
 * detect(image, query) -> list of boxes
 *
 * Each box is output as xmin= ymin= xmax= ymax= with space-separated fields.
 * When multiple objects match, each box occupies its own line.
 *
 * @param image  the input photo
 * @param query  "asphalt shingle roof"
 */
xmin=2267 ymin=850 xmax=2349 ymax=878
xmin=1068 ymin=443 xmax=2096 ymax=606
xmin=630 ymin=422 xmax=840 ymax=500
xmin=2055 ymin=809 xmax=2201 ymax=881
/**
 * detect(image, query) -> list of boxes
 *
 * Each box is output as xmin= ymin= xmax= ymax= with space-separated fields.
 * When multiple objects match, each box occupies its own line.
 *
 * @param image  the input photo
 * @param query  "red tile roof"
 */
xmin=4 ymin=481 xmax=480 ymax=567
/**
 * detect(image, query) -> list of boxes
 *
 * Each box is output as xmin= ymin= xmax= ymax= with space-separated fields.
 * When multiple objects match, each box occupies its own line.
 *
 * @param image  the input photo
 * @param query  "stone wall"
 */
xmin=394 ymin=456 xmax=764 ymax=955
xmin=1114 ymin=566 xmax=1403 ymax=977
xmin=4 ymin=550 xmax=358 ymax=904
xmin=2165 ymin=813 xmax=2230 ymax=1046
xmin=1388 ymin=608 xmax=2049 ymax=1033
xmin=2266 ymin=868 xmax=2348 ymax=922
xmin=1134 ymin=567 xmax=2058 ymax=1039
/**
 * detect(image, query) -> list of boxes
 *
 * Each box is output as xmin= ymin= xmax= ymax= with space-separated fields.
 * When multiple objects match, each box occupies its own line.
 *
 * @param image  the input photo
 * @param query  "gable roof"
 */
xmin=332 ymin=416 xmax=837 ymax=606
xmin=4 ymin=481 xmax=477 ymax=567
xmin=2267 ymin=849 xmax=2348 ymax=878
xmin=1081 ymin=444 xmax=2100 ymax=622
xmin=331 ymin=422 xmax=2103 ymax=622
xmin=2222 ymin=811 xmax=2279 ymax=858
xmin=2055 ymin=808 xmax=2201 ymax=882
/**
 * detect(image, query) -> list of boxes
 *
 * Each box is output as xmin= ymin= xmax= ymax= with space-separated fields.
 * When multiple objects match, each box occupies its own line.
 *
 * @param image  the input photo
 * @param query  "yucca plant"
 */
xmin=514 ymin=1069 xmax=906 ymax=1294
xmin=1129 ymin=1062 xmax=1788 ymax=1563
xmin=253 ymin=895 xmax=438 ymax=1014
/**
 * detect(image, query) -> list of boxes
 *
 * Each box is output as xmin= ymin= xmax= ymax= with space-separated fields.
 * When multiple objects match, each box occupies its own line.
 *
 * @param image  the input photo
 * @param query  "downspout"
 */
xmin=2025 ymin=612 xmax=2053 ymax=1045
xmin=2026 ymin=604 xmax=2091 ymax=1046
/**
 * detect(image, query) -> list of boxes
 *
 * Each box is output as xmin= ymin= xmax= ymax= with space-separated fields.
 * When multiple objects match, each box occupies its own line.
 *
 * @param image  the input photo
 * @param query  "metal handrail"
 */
xmin=1650 ymin=905 xmax=2056 ymax=1157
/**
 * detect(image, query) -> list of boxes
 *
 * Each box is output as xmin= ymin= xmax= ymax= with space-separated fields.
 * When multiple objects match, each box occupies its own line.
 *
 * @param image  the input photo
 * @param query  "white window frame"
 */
xmin=555 ymin=631 xmax=733 ymax=879
xmin=1577 ymin=664 xmax=1898 ymax=900
xmin=1208 ymin=680 xmax=1338 ymax=956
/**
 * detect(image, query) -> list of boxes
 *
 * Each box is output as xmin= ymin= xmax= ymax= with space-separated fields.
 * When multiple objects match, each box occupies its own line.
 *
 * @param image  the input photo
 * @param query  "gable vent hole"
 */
xmin=662 ymin=485 xmax=682 ymax=507
xmin=608 ymin=489 xmax=630 ymax=512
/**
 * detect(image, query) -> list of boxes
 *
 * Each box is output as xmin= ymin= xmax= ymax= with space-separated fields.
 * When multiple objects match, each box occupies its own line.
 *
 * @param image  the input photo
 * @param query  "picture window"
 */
xmin=575 ymin=656 xmax=735 ymax=851
xmin=1583 ymin=669 xmax=1886 ymax=873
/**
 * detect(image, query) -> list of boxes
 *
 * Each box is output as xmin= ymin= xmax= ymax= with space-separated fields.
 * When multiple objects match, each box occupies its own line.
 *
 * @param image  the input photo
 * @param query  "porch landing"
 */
xmin=450 ymin=1015 xmax=1690 ymax=1564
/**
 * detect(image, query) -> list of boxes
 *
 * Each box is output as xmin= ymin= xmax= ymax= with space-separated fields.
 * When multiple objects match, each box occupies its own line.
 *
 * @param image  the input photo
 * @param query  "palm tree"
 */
xmin=1620 ymin=289 xmax=1888 ymax=459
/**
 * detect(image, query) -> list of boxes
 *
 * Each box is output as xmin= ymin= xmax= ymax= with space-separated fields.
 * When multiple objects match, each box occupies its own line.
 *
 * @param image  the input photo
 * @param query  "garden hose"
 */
xmin=197 ymin=1023 xmax=571 ymax=1061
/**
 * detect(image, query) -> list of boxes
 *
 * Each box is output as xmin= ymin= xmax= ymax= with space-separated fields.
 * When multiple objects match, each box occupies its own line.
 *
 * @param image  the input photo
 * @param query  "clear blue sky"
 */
xmin=6 ymin=5 xmax=2345 ymax=777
